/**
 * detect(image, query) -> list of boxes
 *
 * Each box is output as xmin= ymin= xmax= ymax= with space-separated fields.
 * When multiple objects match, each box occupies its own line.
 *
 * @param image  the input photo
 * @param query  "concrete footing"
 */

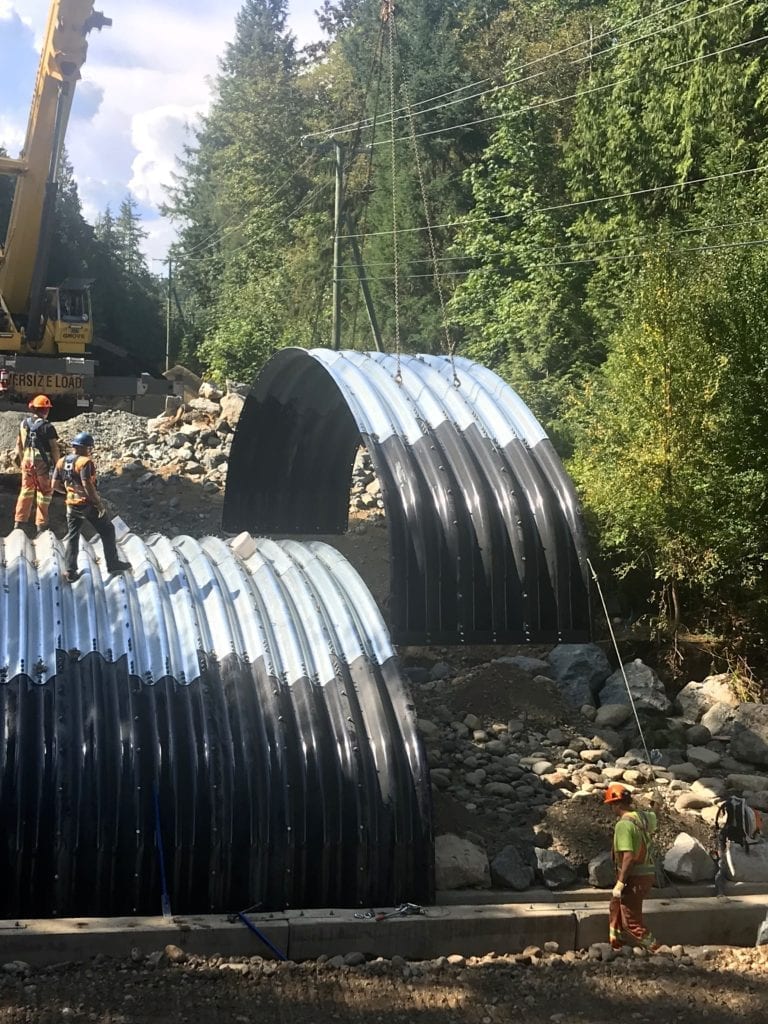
xmin=1 ymin=894 xmax=766 ymax=965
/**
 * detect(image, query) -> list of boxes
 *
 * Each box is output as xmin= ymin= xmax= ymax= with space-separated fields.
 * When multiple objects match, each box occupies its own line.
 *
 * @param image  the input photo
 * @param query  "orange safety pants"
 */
xmin=14 ymin=455 xmax=54 ymax=528
xmin=609 ymin=875 xmax=657 ymax=949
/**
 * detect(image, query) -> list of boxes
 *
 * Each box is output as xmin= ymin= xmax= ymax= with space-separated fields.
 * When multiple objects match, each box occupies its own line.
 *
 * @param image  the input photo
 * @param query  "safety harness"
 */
xmin=21 ymin=416 xmax=53 ymax=466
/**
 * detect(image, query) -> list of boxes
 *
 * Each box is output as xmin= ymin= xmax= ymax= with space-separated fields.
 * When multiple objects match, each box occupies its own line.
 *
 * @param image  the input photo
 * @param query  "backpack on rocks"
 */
xmin=715 ymin=796 xmax=762 ymax=851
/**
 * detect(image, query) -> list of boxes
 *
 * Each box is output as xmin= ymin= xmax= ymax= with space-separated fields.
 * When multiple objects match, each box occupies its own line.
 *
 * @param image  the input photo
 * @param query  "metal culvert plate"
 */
xmin=224 ymin=349 xmax=590 ymax=645
xmin=0 ymin=522 xmax=433 ymax=917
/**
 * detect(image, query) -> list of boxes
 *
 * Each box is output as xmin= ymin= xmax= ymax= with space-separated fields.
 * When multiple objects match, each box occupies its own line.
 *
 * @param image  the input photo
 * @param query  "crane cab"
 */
xmin=45 ymin=278 xmax=93 ymax=354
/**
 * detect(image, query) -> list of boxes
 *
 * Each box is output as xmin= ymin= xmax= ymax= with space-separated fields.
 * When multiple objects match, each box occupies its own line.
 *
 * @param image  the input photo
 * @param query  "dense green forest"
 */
xmin=8 ymin=0 xmax=768 ymax=656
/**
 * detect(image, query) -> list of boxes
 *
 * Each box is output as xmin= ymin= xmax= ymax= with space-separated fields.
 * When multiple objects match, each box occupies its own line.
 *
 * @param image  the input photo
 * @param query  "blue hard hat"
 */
xmin=71 ymin=431 xmax=94 ymax=448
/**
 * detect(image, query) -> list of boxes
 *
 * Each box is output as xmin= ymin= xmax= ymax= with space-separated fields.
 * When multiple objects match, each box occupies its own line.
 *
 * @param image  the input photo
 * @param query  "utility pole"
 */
xmin=308 ymin=136 xmax=382 ymax=351
xmin=331 ymin=141 xmax=345 ymax=351
xmin=165 ymin=257 xmax=172 ymax=371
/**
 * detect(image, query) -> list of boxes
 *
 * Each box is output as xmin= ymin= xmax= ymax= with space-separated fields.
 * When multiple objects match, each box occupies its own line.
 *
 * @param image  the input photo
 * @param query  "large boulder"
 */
xmin=535 ymin=849 xmax=577 ymax=890
xmin=218 ymin=391 xmax=246 ymax=429
xmin=663 ymin=833 xmax=716 ymax=882
xmin=676 ymin=674 xmax=738 ymax=723
xmin=725 ymin=841 xmax=768 ymax=883
xmin=726 ymin=772 xmax=768 ymax=793
xmin=435 ymin=834 xmax=491 ymax=890
xmin=701 ymin=702 xmax=737 ymax=739
xmin=546 ymin=644 xmax=612 ymax=708
xmin=729 ymin=704 xmax=768 ymax=768
xmin=588 ymin=851 xmax=615 ymax=888
xmin=199 ymin=381 xmax=223 ymax=403
xmin=490 ymin=845 xmax=535 ymax=891
xmin=599 ymin=660 xmax=671 ymax=713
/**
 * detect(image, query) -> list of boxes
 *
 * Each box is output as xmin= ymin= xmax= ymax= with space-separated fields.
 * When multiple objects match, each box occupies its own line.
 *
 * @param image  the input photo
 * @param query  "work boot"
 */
xmin=107 ymin=560 xmax=131 ymax=575
xmin=66 ymin=569 xmax=83 ymax=583
xmin=36 ymin=525 xmax=49 ymax=536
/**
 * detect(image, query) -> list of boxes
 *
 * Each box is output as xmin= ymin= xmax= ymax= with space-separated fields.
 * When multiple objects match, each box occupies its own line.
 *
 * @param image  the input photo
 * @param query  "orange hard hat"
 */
xmin=29 ymin=394 xmax=52 ymax=409
xmin=603 ymin=782 xmax=631 ymax=804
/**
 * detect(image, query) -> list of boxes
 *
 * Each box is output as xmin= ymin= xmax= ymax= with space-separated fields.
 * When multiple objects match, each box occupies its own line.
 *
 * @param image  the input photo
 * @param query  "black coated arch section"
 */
xmin=224 ymin=349 xmax=361 ymax=535
xmin=224 ymin=348 xmax=590 ymax=645
xmin=0 ymin=651 xmax=433 ymax=918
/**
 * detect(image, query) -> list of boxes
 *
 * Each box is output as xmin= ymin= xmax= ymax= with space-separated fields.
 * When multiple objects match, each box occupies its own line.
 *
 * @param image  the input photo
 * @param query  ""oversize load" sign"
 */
xmin=9 ymin=372 xmax=86 ymax=394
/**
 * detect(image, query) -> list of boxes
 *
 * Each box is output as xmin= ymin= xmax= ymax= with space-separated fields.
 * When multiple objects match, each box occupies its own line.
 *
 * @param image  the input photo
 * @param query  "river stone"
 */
xmin=691 ymin=778 xmax=726 ymax=800
xmin=595 ymin=704 xmax=633 ymax=728
xmin=674 ymin=792 xmax=712 ymax=812
xmin=729 ymin=704 xmax=768 ymax=767
xmin=685 ymin=724 xmax=712 ymax=746
xmin=667 ymin=762 xmax=701 ymax=782
xmin=729 ymin=770 xmax=768 ymax=790
xmin=546 ymin=644 xmax=612 ymax=708
xmin=686 ymin=746 xmax=721 ymax=769
xmin=599 ymin=660 xmax=671 ymax=713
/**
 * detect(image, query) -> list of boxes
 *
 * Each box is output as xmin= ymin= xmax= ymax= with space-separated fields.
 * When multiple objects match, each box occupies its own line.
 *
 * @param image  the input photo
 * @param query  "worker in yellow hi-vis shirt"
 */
xmin=604 ymin=783 xmax=660 ymax=951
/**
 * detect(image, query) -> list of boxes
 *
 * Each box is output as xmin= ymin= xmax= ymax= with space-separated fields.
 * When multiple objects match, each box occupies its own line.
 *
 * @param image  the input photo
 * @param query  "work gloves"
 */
xmin=612 ymin=880 xmax=625 ymax=899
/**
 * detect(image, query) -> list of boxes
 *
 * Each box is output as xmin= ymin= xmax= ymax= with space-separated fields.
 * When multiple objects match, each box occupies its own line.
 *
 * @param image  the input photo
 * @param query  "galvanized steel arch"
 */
xmin=224 ymin=348 xmax=590 ymax=644
xmin=0 ymin=523 xmax=432 ymax=917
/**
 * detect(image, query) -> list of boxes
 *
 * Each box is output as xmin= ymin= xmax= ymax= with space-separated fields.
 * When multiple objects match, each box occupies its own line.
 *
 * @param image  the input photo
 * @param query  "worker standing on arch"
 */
xmin=51 ymin=431 xmax=131 ymax=583
xmin=13 ymin=394 xmax=60 ymax=535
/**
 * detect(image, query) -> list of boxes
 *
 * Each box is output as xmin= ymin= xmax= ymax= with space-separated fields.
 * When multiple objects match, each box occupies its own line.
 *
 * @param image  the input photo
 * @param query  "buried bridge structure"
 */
xmin=0 ymin=524 xmax=432 ymax=918
xmin=224 ymin=349 xmax=591 ymax=646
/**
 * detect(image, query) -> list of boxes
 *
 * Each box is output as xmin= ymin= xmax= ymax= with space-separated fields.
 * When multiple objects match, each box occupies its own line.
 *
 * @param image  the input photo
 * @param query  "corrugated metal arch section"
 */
xmin=223 ymin=348 xmax=590 ymax=645
xmin=0 ymin=525 xmax=432 ymax=917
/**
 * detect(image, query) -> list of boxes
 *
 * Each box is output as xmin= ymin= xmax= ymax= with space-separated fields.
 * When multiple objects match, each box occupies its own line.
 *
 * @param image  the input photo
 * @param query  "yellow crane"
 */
xmin=0 ymin=0 xmax=110 ymax=362
xmin=0 ymin=1 xmax=178 ymax=411
xmin=0 ymin=2 xmax=110 ymax=380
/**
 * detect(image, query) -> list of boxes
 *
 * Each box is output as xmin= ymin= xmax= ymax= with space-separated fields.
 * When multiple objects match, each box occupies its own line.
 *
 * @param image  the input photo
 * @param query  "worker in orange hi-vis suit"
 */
xmin=14 ymin=394 xmax=61 ymax=536
xmin=605 ymin=783 xmax=661 ymax=951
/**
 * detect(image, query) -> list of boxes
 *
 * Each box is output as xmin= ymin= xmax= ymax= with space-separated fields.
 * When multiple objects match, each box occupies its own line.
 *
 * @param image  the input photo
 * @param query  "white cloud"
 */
xmin=129 ymin=103 xmax=203 ymax=208
xmin=0 ymin=113 xmax=24 ymax=153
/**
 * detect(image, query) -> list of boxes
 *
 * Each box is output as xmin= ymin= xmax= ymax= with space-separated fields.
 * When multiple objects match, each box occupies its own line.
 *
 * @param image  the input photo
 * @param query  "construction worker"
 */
xmin=14 ymin=394 xmax=61 ymax=535
xmin=51 ymin=431 xmax=131 ymax=583
xmin=604 ymin=782 xmax=660 ymax=951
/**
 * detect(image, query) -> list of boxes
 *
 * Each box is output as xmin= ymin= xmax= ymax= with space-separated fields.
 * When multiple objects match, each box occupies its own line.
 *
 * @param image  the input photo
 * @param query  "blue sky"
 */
xmin=0 ymin=1 xmax=323 ymax=261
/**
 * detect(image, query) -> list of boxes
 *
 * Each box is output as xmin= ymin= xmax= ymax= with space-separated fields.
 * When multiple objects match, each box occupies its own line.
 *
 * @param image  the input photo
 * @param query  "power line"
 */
xmin=305 ymin=0 xmax=703 ymax=139
xmin=176 ymin=179 xmax=332 ymax=266
xmin=345 ymin=216 xmax=768 ymax=267
xmin=369 ymin=33 xmax=768 ymax=148
xmin=337 ymin=235 xmax=768 ymax=281
xmin=324 ymin=0 xmax=748 ymax=139
xmin=341 ymin=165 xmax=765 ymax=240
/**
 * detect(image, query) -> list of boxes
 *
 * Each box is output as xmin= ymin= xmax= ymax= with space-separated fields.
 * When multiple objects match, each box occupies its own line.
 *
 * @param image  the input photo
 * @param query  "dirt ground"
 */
xmin=1 ymin=947 xmax=767 ymax=1024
